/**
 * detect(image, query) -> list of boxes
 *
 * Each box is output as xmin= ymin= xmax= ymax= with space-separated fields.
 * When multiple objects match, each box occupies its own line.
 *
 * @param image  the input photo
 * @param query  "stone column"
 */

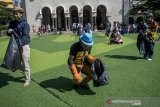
xmin=94 ymin=17 xmax=96 ymax=26
xmin=68 ymin=17 xmax=71 ymax=31
xmin=52 ymin=13 xmax=57 ymax=29
xmin=92 ymin=16 xmax=96 ymax=31
xmin=51 ymin=18 xmax=54 ymax=28
xmin=53 ymin=18 xmax=56 ymax=29
xmin=92 ymin=11 xmax=96 ymax=30
xmin=55 ymin=18 xmax=57 ymax=29
xmin=123 ymin=0 xmax=129 ymax=26
xmin=65 ymin=12 xmax=69 ymax=31
xmin=78 ymin=12 xmax=83 ymax=27
xmin=65 ymin=17 xmax=67 ymax=31
xmin=78 ymin=17 xmax=80 ymax=24
xmin=36 ymin=13 xmax=43 ymax=32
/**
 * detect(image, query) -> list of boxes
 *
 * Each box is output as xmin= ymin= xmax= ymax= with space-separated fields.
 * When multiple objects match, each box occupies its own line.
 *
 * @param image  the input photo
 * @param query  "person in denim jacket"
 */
xmin=7 ymin=7 xmax=30 ymax=87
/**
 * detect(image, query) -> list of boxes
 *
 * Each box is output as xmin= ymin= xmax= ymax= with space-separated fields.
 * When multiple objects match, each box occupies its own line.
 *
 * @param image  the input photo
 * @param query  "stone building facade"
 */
xmin=21 ymin=0 xmax=129 ymax=32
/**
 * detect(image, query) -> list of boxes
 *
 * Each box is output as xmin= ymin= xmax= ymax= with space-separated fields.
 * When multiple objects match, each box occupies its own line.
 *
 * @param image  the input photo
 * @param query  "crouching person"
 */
xmin=68 ymin=33 xmax=96 ymax=89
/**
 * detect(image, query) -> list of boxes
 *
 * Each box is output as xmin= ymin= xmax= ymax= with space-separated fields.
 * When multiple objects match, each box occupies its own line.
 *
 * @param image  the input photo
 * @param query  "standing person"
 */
xmin=7 ymin=7 xmax=30 ymax=86
xmin=77 ymin=24 xmax=83 ymax=36
xmin=144 ymin=18 xmax=158 ymax=60
xmin=68 ymin=33 xmax=96 ymax=89
xmin=32 ymin=25 xmax=36 ymax=33
xmin=105 ymin=20 xmax=111 ymax=37
xmin=99 ymin=23 xmax=104 ymax=31
xmin=37 ymin=26 xmax=42 ymax=39
xmin=136 ymin=22 xmax=147 ymax=56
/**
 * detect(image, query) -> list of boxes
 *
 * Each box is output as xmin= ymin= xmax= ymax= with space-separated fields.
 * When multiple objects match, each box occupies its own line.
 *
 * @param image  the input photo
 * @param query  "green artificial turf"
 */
xmin=0 ymin=68 xmax=70 ymax=107
xmin=0 ymin=33 xmax=160 ymax=107
xmin=30 ymin=33 xmax=135 ymax=74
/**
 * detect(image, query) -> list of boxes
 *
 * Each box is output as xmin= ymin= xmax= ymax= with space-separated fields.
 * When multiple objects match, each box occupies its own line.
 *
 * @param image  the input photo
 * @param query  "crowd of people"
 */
xmin=71 ymin=23 xmax=92 ymax=35
xmin=35 ymin=24 xmax=54 ymax=38
xmin=1 ymin=6 xmax=159 ymax=89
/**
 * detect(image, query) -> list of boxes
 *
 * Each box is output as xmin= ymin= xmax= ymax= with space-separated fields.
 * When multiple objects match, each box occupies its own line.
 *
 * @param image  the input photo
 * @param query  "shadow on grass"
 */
xmin=104 ymin=55 xmax=143 ymax=60
xmin=40 ymin=76 xmax=73 ymax=92
xmin=0 ymin=71 xmax=24 ymax=88
xmin=40 ymin=76 xmax=96 ymax=95
xmin=74 ymin=87 xmax=96 ymax=95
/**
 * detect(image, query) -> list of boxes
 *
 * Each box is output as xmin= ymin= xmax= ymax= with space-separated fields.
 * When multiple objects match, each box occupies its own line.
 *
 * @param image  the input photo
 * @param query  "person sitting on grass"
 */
xmin=67 ymin=33 xmax=97 ymax=89
xmin=108 ymin=28 xmax=123 ymax=45
xmin=114 ymin=28 xmax=123 ymax=44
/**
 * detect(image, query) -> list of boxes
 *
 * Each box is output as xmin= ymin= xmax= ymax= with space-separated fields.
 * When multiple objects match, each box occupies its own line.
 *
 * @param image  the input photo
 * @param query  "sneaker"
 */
xmin=24 ymin=81 xmax=29 ymax=87
xmin=148 ymin=58 xmax=152 ymax=61
xmin=80 ymin=84 xmax=90 ymax=90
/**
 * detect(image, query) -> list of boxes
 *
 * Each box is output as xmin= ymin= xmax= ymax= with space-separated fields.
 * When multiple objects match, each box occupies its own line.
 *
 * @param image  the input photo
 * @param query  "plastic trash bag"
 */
xmin=0 ymin=32 xmax=23 ymax=72
xmin=91 ymin=59 xmax=109 ymax=87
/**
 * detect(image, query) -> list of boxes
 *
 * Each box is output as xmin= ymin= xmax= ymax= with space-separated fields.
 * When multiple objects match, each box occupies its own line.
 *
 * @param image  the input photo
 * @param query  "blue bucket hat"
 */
xmin=80 ymin=33 xmax=94 ymax=46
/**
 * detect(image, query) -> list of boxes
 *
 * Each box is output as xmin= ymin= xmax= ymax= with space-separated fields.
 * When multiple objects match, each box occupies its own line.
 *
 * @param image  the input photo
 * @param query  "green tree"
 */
xmin=129 ymin=0 xmax=160 ymax=22
xmin=0 ymin=1 xmax=13 ymax=30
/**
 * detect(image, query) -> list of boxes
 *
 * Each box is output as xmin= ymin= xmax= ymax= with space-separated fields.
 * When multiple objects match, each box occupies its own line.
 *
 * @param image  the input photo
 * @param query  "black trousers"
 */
xmin=144 ymin=42 xmax=154 ymax=59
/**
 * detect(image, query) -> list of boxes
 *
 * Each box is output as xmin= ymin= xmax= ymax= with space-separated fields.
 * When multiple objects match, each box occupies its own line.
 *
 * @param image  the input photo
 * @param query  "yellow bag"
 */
xmin=148 ymin=31 xmax=157 ymax=41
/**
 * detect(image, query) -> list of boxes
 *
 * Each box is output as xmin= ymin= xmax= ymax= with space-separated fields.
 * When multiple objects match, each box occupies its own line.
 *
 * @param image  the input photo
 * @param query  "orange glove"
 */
xmin=87 ymin=55 xmax=96 ymax=62
xmin=71 ymin=64 xmax=80 ymax=81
